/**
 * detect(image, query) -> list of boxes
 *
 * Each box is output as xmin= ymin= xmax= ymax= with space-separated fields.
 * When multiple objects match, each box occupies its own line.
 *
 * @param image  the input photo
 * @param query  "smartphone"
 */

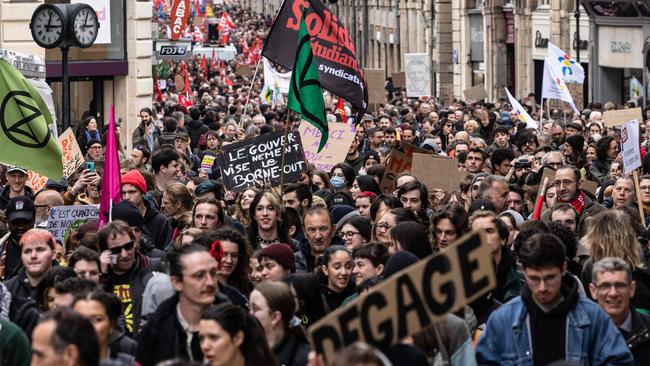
xmin=85 ymin=162 xmax=95 ymax=173
xmin=111 ymin=254 xmax=118 ymax=265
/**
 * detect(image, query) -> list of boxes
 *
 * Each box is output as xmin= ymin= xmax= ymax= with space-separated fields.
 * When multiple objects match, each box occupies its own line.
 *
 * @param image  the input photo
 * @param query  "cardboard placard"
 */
xmin=411 ymin=153 xmax=463 ymax=192
xmin=582 ymin=180 xmax=598 ymax=197
xmin=236 ymin=64 xmax=253 ymax=78
xmin=365 ymin=69 xmax=386 ymax=105
xmin=379 ymin=143 xmax=432 ymax=192
xmin=622 ymin=119 xmax=642 ymax=174
xmin=463 ymin=84 xmax=488 ymax=101
xmin=604 ymin=108 xmax=643 ymax=127
xmin=547 ymin=83 xmax=584 ymax=112
xmin=299 ymin=122 xmax=356 ymax=173
xmin=391 ymin=71 xmax=406 ymax=88
xmin=26 ymin=171 xmax=48 ymax=192
xmin=308 ymin=231 xmax=496 ymax=359
xmin=46 ymin=205 xmax=99 ymax=244
xmin=58 ymin=128 xmax=85 ymax=178
xmin=216 ymin=130 xmax=307 ymax=192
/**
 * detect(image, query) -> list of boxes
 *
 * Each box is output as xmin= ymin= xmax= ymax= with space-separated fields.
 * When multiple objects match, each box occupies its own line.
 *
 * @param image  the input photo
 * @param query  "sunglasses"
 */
xmin=109 ymin=241 xmax=135 ymax=255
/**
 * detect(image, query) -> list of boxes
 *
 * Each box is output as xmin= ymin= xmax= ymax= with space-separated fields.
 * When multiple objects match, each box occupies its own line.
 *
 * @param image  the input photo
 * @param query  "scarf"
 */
xmin=569 ymin=190 xmax=586 ymax=214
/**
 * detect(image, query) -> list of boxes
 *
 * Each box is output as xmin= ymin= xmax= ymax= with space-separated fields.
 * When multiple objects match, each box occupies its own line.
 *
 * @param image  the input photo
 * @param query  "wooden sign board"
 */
xmin=379 ymin=143 xmax=432 ymax=192
xmin=392 ymin=71 xmax=406 ymax=88
xmin=365 ymin=69 xmax=386 ymax=105
xmin=603 ymin=108 xmax=643 ymax=127
xmin=463 ymin=84 xmax=488 ymax=101
xmin=411 ymin=153 xmax=463 ymax=192
xmin=308 ymin=231 xmax=496 ymax=359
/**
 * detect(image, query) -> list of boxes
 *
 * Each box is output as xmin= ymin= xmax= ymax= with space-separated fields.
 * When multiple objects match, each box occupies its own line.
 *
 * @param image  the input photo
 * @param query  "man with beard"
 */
xmin=546 ymin=165 xmax=601 ymax=221
xmin=129 ymin=145 xmax=151 ymax=172
xmin=0 ymin=196 xmax=35 ymax=280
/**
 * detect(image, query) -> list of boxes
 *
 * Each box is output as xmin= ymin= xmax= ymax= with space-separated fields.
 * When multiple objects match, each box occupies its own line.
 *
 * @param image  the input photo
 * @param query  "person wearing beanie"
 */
xmin=111 ymin=200 xmax=165 ymax=260
xmin=85 ymin=139 xmax=104 ymax=162
xmin=382 ymin=251 xmax=420 ymax=279
xmin=121 ymin=170 xmax=172 ymax=250
xmin=258 ymin=243 xmax=296 ymax=281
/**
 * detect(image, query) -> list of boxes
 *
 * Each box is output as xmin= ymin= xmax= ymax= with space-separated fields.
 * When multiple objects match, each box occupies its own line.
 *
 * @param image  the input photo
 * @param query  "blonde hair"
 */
xmin=585 ymin=210 xmax=643 ymax=268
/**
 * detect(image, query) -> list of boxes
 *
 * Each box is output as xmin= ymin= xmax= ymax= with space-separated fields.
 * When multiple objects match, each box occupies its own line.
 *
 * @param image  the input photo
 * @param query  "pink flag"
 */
xmin=98 ymin=105 xmax=122 ymax=228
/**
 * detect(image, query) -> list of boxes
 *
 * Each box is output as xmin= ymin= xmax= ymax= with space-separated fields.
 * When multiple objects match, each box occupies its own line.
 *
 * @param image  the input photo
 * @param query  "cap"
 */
xmin=328 ymin=192 xmax=355 ymax=208
xmin=383 ymin=251 xmax=419 ymax=279
xmin=258 ymin=243 xmax=296 ymax=273
xmin=175 ymin=132 xmax=190 ymax=142
xmin=6 ymin=196 xmax=35 ymax=222
xmin=121 ymin=170 xmax=147 ymax=193
xmin=46 ymin=177 xmax=68 ymax=191
xmin=111 ymin=200 xmax=145 ymax=229
xmin=6 ymin=166 xmax=27 ymax=175
xmin=86 ymin=139 xmax=102 ymax=149
xmin=566 ymin=122 xmax=584 ymax=132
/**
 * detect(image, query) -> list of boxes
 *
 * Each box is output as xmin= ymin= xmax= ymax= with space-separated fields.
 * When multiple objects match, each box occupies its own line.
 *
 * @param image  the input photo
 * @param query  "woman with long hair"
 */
xmin=287 ymin=273 xmax=329 ymax=327
xmin=199 ymin=303 xmax=277 ymax=366
xmin=161 ymin=182 xmax=194 ymax=240
xmin=247 ymin=191 xmax=293 ymax=250
xmin=204 ymin=227 xmax=254 ymax=296
xmin=389 ymin=221 xmax=433 ymax=259
xmin=581 ymin=210 xmax=650 ymax=312
xmin=73 ymin=289 xmax=136 ymax=365
xmin=233 ymin=187 xmax=260 ymax=228
xmin=319 ymin=245 xmax=355 ymax=310
xmin=249 ymin=281 xmax=311 ymax=366
xmin=589 ymin=135 xmax=619 ymax=185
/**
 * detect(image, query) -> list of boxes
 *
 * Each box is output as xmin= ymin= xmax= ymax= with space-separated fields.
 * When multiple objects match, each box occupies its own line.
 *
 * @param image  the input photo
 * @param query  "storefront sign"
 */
xmin=156 ymin=41 xmax=193 ymax=60
xmin=598 ymin=26 xmax=643 ymax=69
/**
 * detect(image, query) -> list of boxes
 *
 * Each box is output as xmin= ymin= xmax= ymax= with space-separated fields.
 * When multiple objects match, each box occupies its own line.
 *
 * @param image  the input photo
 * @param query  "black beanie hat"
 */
xmin=111 ymin=200 xmax=145 ymax=229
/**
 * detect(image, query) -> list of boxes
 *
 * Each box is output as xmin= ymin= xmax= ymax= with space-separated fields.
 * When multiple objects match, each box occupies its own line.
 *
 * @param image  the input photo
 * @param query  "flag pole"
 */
xmin=279 ymin=112 xmax=291 ymax=195
xmin=241 ymin=57 xmax=263 ymax=127
xmin=540 ymin=98 xmax=544 ymax=126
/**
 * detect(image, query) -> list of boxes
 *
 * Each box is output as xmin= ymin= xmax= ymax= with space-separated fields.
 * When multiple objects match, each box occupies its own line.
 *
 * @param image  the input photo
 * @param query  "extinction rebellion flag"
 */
xmin=262 ymin=0 xmax=367 ymax=114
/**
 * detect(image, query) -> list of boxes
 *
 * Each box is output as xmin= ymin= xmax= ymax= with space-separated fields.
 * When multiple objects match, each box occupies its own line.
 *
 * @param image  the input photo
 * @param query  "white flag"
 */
xmin=263 ymin=57 xmax=291 ymax=94
xmin=542 ymin=58 xmax=580 ymax=115
xmin=547 ymin=42 xmax=585 ymax=84
xmin=505 ymin=87 xmax=538 ymax=130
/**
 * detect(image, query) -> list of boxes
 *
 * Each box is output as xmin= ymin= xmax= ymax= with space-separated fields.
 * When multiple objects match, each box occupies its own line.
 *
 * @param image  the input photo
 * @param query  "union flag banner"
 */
xmin=262 ymin=0 xmax=367 ymax=114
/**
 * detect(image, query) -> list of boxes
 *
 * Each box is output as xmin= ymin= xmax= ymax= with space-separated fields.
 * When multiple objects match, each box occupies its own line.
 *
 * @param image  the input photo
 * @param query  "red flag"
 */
xmin=211 ymin=48 xmax=217 ymax=72
xmin=200 ymin=55 xmax=208 ymax=79
xmin=241 ymin=38 xmax=249 ymax=59
xmin=98 ymin=105 xmax=122 ymax=229
xmin=248 ymin=38 xmax=262 ymax=65
xmin=179 ymin=93 xmax=193 ymax=107
xmin=336 ymin=97 xmax=347 ymax=124
xmin=170 ymin=0 xmax=190 ymax=41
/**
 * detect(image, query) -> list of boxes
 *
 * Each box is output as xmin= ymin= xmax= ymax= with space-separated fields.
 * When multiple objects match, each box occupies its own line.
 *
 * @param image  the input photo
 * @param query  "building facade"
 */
xmin=248 ymin=0 xmax=598 ymax=105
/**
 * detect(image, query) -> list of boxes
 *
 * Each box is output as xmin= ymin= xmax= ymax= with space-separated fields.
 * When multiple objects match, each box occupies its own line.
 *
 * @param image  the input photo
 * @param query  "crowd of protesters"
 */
xmin=1 ymin=1 xmax=650 ymax=366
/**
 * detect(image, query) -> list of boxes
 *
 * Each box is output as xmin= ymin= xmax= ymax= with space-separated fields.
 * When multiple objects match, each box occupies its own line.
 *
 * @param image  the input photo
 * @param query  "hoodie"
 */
xmin=521 ymin=273 xmax=580 ymax=366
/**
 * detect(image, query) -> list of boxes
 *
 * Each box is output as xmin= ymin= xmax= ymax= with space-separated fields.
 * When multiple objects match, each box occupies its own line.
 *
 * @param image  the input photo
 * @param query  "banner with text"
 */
xmin=216 ymin=131 xmax=307 ymax=192
xmin=47 ymin=205 xmax=99 ymax=244
xmin=59 ymin=128 xmax=85 ymax=178
xmin=309 ymin=231 xmax=495 ymax=359
xmin=300 ymin=122 xmax=356 ymax=172
xmin=170 ymin=0 xmax=190 ymax=41
xmin=622 ymin=119 xmax=642 ymax=175
xmin=262 ymin=0 xmax=367 ymax=113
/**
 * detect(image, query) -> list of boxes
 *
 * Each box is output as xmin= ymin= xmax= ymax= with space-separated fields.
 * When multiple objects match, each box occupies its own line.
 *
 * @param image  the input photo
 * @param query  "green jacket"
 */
xmin=0 ymin=320 xmax=30 ymax=366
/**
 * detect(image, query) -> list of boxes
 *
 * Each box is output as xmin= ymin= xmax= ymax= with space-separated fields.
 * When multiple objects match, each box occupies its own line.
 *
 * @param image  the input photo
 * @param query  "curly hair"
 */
xmin=197 ymin=227 xmax=254 ymax=295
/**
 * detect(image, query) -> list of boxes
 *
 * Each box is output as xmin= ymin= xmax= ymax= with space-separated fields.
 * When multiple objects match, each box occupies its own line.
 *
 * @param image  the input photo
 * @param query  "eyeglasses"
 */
xmin=525 ymin=273 xmax=561 ymax=287
xmin=109 ymin=241 xmax=135 ymax=255
xmin=594 ymin=281 xmax=630 ymax=292
xmin=340 ymin=231 xmax=361 ymax=239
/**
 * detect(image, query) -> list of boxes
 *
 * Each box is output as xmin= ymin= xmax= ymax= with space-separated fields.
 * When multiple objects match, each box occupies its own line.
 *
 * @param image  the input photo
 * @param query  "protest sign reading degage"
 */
xmin=300 ymin=122 xmax=356 ymax=172
xmin=308 ymin=231 xmax=495 ymax=359
xmin=59 ymin=128 xmax=85 ymax=177
xmin=47 ymin=205 xmax=99 ymax=243
xmin=216 ymin=131 xmax=307 ymax=192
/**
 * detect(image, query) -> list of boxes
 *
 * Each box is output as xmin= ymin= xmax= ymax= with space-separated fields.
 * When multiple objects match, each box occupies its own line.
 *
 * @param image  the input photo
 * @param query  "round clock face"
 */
xmin=71 ymin=5 xmax=99 ymax=48
xmin=30 ymin=6 xmax=64 ymax=48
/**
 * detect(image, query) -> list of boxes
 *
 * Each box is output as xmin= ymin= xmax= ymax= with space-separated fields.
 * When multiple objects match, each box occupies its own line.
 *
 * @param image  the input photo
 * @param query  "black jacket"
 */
xmin=143 ymin=199 xmax=172 ymax=250
xmin=0 ymin=282 xmax=39 ymax=342
xmin=273 ymin=331 xmax=311 ymax=366
xmin=136 ymin=292 xmax=231 ymax=366
xmin=0 ymin=185 xmax=34 ymax=211
xmin=185 ymin=119 xmax=208 ymax=151
xmin=4 ymin=268 xmax=36 ymax=302
xmin=625 ymin=308 xmax=650 ymax=366
xmin=103 ymin=254 xmax=166 ymax=336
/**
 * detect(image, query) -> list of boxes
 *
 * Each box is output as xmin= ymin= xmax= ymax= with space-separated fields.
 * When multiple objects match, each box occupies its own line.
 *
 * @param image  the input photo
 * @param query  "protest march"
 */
xmin=1 ymin=0 xmax=650 ymax=366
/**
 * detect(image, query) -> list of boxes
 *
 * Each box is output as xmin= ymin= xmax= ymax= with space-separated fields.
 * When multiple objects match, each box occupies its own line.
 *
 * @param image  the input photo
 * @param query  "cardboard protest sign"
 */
xmin=405 ymin=53 xmax=431 ymax=98
xmin=463 ymin=84 xmax=488 ymax=101
xmin=392 ymin=71 xmax=406 ymax=88
xmin=216 ymin=130 xmax=307 ymax=192
xmin=604 ymin=108 xmax=643 ymax=127
xmin=26 ymin=171 xmax=48 ymax=192
xmin=300 ymin=122 xmax=356 ymax=172
xmin=548 ymin=83 xmax=584 ymax=111
xmin=47 ymin=205 xmax=99 ymax=244
xmin=365 ymin=69 xmax=386 ymax=105
xmin=411 ymin=153 xmax=462 ymax=192
xmin=582 ymin=180 xmax=598 ymax=197
xmin=308 ymin=230 xmax=495 ymax=359
xmin=58 ymin=128 xmax=85 ymax=177
xmin=379 ymin=143 xmax=432 ymax=192
xmin=622 ymin=119 xmax=642 ymax=174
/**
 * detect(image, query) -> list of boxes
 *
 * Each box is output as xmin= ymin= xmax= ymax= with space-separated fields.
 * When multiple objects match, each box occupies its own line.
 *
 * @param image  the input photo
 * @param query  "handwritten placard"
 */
xmin=299 ymin=122 xmax=356 ymax=173
xmin=26 ymin=171 xmax=48 ymax=192
xmin=47 ymin=205 xmax=99 ymax=244
xmin=379 ymin=143 xmax=432 ymax=192
xmin=216 ymin=130 xmax=307 ymax=192
xmin=58 ymin=128 xmax=85 ymax=178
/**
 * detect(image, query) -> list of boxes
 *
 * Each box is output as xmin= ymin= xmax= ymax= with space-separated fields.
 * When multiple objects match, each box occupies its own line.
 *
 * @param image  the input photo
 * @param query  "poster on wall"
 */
xmin=72 ymin=0 xmax=111 ymax=44
xmin=404 ymin=53 xmax=431 ymax=98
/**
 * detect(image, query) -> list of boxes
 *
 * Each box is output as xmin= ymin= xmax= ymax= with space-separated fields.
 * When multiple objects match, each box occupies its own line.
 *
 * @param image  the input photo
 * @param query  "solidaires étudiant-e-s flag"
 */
xmin=0 ymin=59 xmax=63 ymax=179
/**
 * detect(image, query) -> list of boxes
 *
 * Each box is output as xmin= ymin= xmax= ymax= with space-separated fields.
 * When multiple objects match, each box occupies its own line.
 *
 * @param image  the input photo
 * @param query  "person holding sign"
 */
xmin=476 ymin=233 xmax=632 ymax=365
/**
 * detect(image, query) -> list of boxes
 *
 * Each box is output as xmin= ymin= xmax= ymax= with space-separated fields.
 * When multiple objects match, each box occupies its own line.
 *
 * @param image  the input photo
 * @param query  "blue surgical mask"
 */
xmin=331 ymin=176 xmax=346 ymax=189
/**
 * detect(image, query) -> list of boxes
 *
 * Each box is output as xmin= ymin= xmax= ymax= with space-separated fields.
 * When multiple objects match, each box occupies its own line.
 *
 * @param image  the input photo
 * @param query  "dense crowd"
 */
xmin=1 ymin=1 xmax=650 ymax=366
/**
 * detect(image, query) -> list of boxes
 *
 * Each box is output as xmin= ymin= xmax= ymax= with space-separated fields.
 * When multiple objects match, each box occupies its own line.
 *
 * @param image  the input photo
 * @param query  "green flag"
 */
xmin=287 ymin=15 xmax=328 ymax=152
xmin=0 ymin=59 xmax=62 ymax=179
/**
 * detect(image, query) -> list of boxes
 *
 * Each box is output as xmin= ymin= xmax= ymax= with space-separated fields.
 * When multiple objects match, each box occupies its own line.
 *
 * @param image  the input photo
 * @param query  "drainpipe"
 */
xmin=363 ymin=0 xmax=369 ymax=67
xmin=396 ymin=0 xmax=400 ymax=69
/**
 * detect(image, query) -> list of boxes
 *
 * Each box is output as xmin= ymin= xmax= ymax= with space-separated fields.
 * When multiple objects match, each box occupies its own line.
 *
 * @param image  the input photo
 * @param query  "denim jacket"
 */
xmin=475 ymin=295 xmax=634 ymax=366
